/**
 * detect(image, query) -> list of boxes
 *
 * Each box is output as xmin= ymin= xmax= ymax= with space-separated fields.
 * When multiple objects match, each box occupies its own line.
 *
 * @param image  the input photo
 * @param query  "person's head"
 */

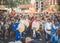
xmin=47 ymin=18 xmax=51 ymax=22
xmin=25 ymin=37 xmax=32 ymax=43
xmin=57 ymin=16 xmax=60 ymax=20
xmin=25 ymin=15 xmax=29 ymax=19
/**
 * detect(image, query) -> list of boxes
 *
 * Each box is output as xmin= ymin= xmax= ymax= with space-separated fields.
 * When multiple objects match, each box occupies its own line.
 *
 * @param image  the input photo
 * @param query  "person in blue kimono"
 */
xmin=12 ymin=19 xmax=21 ymax=40
xmin=54 ymin=18 xmax=60 ymax=43
xmin=15 ymin=30 xmax=20 ymax=40
xmin=12 ymin=20 xmax=19 ymax=31
xmin=51 ymin=24 xmax=57 ymax=43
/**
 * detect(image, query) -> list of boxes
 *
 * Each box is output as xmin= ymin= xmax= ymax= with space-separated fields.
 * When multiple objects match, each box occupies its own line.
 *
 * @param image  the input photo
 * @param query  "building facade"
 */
xmin=49 ymin=0 xmax=57 ymax=5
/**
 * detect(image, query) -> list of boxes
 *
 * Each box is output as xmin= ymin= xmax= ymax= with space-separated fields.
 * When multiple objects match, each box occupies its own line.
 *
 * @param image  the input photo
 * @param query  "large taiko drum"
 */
xmin=17 ymin=23 xmax=25 ymax=33
xmin=34 ymin=22 xmax=40 ymax=31
xmin=25 ymin=20 xmax=29 ymax=28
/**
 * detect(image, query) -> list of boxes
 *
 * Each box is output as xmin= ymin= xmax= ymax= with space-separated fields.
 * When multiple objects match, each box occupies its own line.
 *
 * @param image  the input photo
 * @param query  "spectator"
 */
xmin=25 ymin=37 xmax=32 ymax=43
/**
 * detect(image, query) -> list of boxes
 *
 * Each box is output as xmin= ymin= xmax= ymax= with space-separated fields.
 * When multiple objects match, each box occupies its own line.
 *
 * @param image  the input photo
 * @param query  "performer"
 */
xmin=17 ymin=23 xmax=25 ymax=39
xmin=15 ymin=30 xmax=21 ymax=40
xmin=44 ymin=18 xmax=57 ymax=43
xmin=51 ymin=23 xmax=57 ymax=43
xmin=32 ymin=16 xmax=40 ymax=29
xmin=32 ymin=17 xmax=40 ymax=39
xmin=12 ymin=19 xmax=19 ymax=31
xmin=12 ymin=19 xmax=20 ymax=40
xmin=19 ymin=16 xmax=26 ymax=37
xmin=19 ymin=16 xmax=25 ymax=25
xmin=25 ymin=15 xmax=30 ymax=28
xmin=24 ymin=16 xmax=33 ymax=37
xmin=29 ymin=17 xmax=34 ymax=27
xmin=44 ymin=18 xmax=52 ymax=41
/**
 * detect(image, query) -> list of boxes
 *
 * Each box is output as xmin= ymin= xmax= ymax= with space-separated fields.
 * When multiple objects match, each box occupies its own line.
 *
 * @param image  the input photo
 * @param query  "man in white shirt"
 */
xmin=44 ymin=18 xmax=56 ymax=42
xmin=32 ymin=17 xmax=40 ymax=39
xmin=19 ymin=17 xmax=25 ymax=25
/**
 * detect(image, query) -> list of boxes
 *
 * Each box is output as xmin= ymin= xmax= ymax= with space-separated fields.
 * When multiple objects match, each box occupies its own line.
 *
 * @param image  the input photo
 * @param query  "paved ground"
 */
xmin=0 ymin=31 xmax=47 ymax=43
xmin=0 ymin=34 xmax=47 ymax=43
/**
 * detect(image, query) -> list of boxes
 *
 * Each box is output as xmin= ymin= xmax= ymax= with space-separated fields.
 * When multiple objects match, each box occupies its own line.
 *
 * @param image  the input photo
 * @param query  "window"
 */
xmin=41 ymin=5 xmax=44 ymax=7
xmin=41 ymin=2 xmax=43 ymax=4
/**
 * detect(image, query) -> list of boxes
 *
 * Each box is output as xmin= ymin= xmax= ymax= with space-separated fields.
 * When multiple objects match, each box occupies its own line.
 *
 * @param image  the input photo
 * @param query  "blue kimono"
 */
xmin=51 ymin=24 xmax=57 ymax=43
xmin=12 ymin=22 xmax=21 ymax=40
xmin=15 ymin=30 xmax=20 ymax=40
xmin=12 ymin=22 xmax=19 ymax=31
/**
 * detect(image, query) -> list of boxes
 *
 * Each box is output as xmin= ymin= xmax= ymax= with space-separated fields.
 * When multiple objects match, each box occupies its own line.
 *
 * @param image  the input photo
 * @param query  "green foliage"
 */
xmin=7 ymin=0 xmax=17 ymax=8
xmin=0 ymin=0 xmax=31 ymax=8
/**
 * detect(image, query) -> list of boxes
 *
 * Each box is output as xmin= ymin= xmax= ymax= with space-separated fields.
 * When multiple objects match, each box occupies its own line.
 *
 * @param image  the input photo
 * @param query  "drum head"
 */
xmin=17 ymin=23 xmax=25 ymax=33
xmin=34 ymin=22 xmax=40 ymax=31
xmin=25 ymin=20 xmax=29 ymax=28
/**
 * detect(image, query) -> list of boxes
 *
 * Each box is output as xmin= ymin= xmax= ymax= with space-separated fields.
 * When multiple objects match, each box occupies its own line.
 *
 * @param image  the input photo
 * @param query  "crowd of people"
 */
xmin=0 ymin=10 xmax=60 ymax=43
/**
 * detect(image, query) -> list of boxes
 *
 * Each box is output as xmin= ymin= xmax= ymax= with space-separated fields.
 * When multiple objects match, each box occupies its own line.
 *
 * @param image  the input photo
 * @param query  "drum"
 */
xmin=33 ymin=22 xmax=40 ymax=31
xmin=17 ymin=23 xmax=25 ymax=33
xmin=25 ymin=20 xmax=29 ymax=28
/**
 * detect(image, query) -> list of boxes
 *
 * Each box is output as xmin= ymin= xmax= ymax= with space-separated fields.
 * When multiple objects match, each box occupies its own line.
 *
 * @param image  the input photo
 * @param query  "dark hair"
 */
xmin=47 ymin=18 xmax=51 ymax=20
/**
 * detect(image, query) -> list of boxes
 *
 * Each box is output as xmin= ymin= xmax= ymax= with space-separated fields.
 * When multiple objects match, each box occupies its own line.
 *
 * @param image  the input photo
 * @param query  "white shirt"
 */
xmin=32 ymin=20 xmax=40 ymax=30
xmin=44 ymin=22 xmax=52 ymax=34
xmin=32 ymin=20 xmax=36 ymax=29
xmin=19 ymin=19 xmax=25 ymax=25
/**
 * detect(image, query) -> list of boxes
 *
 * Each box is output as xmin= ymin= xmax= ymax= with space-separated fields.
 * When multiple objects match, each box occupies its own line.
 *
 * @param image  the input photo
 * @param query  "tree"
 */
xmin=7 ymin=0 xmax=17 ymax=8
xmin=0 ymin=0 xmax=31 ymax=8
